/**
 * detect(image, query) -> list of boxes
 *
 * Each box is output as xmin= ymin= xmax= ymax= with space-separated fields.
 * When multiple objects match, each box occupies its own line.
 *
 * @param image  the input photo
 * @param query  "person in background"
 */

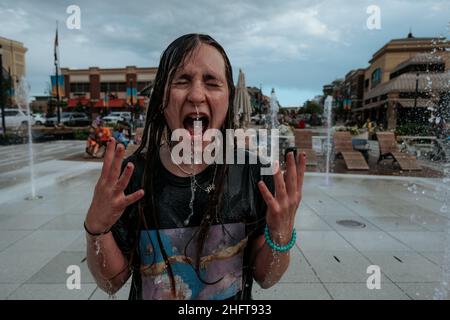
xmin=113 ymin=126 xmax=130 ymax=148
xmin=95 ymin=121 xmax=112 ymax=157
xmin=85 ymin=125 xmax=100 ymax=157
xmin=363 ymin=118 xmax=375 ymax=139
xmin=298 ymin=118 xmax=306 ymax=129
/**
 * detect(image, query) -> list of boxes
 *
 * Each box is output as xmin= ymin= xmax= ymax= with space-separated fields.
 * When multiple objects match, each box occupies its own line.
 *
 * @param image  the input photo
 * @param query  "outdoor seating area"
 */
xmin=377 ymin=132 xmax=421 ymax=171
xmin=333 ymin=131 xmax=369 ymax=171
xmin=294 ymin=129 xmax=318 ymax=167
xmin=286 ymin=127 xmax=440 ymax=178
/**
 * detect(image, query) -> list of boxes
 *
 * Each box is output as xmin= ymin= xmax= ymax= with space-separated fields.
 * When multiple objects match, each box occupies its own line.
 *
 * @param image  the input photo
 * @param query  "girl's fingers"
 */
xmin=100 ymin=138 xmax=116 ymax=181
xmin=285 ymin=152 xmax=298 ymax=197
xmin=297 ymin=152 xmax=306 ymax=193
xmin=273 ymin=161 xmax=287 ymax=201
xmin=258 ymin=180 xmax=280 ymax=213
xmin=123 ymin=189 xmax=145 ymax=207
xmin=115 ymin=162 xmax=134 ymax=193
xmin=108 ymin=143 xmax=125 ymax=182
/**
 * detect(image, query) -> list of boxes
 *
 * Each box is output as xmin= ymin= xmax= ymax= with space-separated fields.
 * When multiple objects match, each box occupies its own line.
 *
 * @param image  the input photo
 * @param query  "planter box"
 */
xmin=352 ymin=131 xmax=369 ymax=140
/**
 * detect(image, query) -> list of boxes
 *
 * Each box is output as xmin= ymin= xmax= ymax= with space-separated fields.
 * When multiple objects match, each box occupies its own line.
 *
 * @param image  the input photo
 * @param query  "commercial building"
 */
xmin=355 ymin=33 xmax=450 ymax=129
xmin=0 ymin=36 xmax=27 ymax=105
xmin=60 ymin=65 xmax=157 ymax=116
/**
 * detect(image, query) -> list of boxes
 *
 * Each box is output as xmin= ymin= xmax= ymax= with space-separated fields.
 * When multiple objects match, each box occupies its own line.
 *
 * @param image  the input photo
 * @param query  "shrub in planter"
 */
xmin=73 ymin=129 xmax=89 ymax=140
xmin=0 ymin=133 xmax=25 ymax=145
xmin=395 ymin=124 xmax=431 ymax=136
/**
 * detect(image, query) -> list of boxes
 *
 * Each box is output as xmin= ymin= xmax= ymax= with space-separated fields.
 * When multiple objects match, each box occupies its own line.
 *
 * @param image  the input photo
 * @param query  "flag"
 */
xmin=103 ymin=93 xmax=109 ymax=107
xmin=50 ymin=75 xmax=65 ymax=97
xmin=54 ymin=24 xmax=59 ymax=66
xmin=126 ymin=87 xmax=137 ymax=105
xmin=343 ymin=98 xmax=352 ymax=110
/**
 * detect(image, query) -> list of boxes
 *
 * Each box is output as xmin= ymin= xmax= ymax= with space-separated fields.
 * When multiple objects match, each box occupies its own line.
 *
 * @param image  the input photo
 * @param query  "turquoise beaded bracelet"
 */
xmin=264 ymin=225 xmax=297 ymax=252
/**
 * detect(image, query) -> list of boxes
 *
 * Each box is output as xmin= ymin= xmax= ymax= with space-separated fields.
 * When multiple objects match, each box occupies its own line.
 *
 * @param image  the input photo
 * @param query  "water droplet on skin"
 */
xmin=105 ymin=280 xmax=117 ymax=299
xmin=183 ymin=138 xmax=197 ymax=227
xmin=94 ymin=238 xmax=101 ymax=255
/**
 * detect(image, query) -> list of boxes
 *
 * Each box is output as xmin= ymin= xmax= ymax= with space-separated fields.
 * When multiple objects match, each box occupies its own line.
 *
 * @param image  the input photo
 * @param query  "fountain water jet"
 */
xmin=15 ymin=77 xmax=42 ymax=200
xmin=269 ymin=88 xmax=279 ymax=130
xmin=324 ymin=96 xmax=333 ymax=186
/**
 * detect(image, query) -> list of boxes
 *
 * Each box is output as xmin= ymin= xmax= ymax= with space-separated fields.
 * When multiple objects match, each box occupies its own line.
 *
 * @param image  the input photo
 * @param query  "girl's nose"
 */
xmin=187 ymin=81 xmax=206 ymax=105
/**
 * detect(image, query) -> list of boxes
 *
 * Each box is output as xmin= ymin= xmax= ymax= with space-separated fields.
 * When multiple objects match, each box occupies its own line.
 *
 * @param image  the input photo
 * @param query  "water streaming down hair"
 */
xmin=129 ymin=34 xmax=236 ymax=298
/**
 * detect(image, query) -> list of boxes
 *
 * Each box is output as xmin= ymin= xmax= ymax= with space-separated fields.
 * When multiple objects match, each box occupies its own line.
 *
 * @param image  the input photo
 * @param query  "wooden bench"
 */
xmin=293 ymin=129 xmax=318 ymax=166
xmin=333 ymin=131 xmax=369 ymax=170
xmin=376 ymin=132 xmax=421 ymax=171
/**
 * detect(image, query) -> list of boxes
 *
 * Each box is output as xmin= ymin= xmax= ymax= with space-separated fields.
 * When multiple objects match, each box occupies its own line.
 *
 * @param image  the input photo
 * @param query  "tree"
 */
xmin=302 ymin=100 xmax=323 ymax=115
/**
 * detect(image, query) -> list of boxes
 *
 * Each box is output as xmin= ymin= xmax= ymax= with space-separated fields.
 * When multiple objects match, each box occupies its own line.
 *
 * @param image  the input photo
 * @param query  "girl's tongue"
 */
xmin=183 ymin=117 xmax=209 ymax=136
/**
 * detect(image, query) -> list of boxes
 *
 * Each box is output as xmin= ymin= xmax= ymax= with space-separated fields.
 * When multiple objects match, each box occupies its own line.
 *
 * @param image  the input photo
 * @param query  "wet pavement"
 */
xmin=0 ymin=141 xmax=449 ymax=299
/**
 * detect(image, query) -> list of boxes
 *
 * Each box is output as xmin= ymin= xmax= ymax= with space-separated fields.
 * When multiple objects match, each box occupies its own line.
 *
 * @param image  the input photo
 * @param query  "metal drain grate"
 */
xmin=336 ymin=219 xmax=366 ymax=228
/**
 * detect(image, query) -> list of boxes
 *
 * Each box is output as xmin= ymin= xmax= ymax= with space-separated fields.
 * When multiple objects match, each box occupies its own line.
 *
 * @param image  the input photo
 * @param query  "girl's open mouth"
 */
xmin=183 ymin=115 xmax=209 ymax=136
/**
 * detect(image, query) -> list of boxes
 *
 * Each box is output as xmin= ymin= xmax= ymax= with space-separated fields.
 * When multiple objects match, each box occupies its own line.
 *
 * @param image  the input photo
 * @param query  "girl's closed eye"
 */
xmin=173 ymin=74 xmax=191 ymax=85
xmin=206 ymin=82 xmax=222 ymax=87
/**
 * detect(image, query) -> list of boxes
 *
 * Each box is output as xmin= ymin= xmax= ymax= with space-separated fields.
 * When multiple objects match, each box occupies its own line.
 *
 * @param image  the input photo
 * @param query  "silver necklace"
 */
xmin=167 ymin=143 xmax=217 ymax=194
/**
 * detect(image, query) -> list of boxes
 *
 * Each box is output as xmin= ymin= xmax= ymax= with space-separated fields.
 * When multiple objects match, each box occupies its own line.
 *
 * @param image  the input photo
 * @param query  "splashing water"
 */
xmin=434 ymin=163 xmax=450 ymax=300
xmin=105 ymin=280 xmax=117 ymax=300
xmin=324 ymin=96 xmax=333 ymax=186
xmin=94 ymin=238 xmax=101 ymax=255
xmin=16 ymin=77 xmax=40 ymax=200
xmin=269 ymin=88 xmax=279 ymax=130
xmin=184 ymin=173 xmax=196 ymax=226
xmin=183 ymin=108 xmax=202 ymax=226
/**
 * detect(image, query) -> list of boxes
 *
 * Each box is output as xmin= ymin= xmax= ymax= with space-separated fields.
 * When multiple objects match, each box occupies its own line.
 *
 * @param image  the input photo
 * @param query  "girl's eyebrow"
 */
xmin=203 ymin=74 xmax=221 ymax=82
xmin=174 ymin=73 xmax=192 ymax=80
xmin=174 ymin=71 xmax=224 ymax=82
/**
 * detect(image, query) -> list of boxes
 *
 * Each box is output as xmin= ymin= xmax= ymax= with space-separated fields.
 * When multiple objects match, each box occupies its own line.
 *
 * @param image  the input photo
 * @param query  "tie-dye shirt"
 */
xmin=111 ymin=150 xmax=274 ymax=300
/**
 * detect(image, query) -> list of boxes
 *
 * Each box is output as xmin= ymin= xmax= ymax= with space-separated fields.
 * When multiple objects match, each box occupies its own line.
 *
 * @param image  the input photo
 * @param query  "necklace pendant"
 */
xmin=205 ymin=184 xmax=215 ymax=194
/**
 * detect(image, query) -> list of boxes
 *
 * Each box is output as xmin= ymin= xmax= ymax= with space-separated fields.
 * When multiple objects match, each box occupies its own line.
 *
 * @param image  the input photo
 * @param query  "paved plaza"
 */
xmin=0 ymin=141 xmax=449 ymax=299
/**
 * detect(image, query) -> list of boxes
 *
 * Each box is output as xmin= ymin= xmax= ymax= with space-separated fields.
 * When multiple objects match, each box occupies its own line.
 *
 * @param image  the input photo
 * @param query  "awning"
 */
xmin=94 ymin=98 xmax=126 ymax=108
xmin=397 ymin=99 xmax=438 ymax=108
xmin=364 ymin=72 xmax=450 ymax=100
xmin=67 ymin=98 xmax=90 ymax=107
xmin=93 ymin=98 xmax=145 ymax=108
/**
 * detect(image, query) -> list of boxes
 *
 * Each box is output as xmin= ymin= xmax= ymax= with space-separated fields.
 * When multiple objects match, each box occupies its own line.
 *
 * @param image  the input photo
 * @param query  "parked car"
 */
xmin=0 ymin=108 xmax=35 ymax=128
xmin=109 ymin=111 xmax=132 ymax=122
xmin=45 ymin=112 xmax=90 ymax=127
xmin=102 ymin=115 xmax=125 ymax=125
xmin=32 ymin=113 xmax=47 ymax=125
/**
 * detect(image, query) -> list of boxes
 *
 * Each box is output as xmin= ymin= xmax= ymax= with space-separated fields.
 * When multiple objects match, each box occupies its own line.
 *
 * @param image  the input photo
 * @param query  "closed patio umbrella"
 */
xmin=233 ymin=69 xmax=252 ymax=128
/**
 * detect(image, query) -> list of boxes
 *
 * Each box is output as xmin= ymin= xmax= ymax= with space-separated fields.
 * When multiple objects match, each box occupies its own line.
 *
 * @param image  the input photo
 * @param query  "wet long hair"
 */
xmin=132 ymin=34 xmax=235 ymax=297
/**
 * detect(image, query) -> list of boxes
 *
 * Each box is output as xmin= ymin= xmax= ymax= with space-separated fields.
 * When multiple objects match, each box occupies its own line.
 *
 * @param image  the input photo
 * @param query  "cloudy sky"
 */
xmin=1 ymin=0 xmax=449 ymax=106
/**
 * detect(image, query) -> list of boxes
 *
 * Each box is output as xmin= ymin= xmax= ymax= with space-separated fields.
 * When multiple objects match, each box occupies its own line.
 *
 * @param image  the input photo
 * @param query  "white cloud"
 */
xmin=0 ymin=6 xmax=31 ymax=37
xmin=1 ymin=0 xmax=449 ymax=105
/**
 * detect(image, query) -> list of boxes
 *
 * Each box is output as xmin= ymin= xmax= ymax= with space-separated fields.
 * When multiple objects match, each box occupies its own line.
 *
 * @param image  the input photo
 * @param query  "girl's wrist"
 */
xmin=267 ymin=225 xmax=294 ymax=246
xmin=85 ymin=215 xmax=110 ymax=236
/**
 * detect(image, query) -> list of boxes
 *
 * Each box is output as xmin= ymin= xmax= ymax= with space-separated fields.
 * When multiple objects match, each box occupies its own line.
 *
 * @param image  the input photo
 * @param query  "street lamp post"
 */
xmin=55 ymin=61 xmax=61 ymax=124
xmin=0 ymin=45 xmax=6 ymax=137
xmin=414 ymin=72 xmax=419 ymax=109
xmin=129 ymin=79 xmax=133 ymax=110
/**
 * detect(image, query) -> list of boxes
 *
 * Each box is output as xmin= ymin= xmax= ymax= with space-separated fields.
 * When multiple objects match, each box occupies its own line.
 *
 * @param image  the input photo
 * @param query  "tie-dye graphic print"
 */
xmin=139 ymin=223 xmax=246 ymax=300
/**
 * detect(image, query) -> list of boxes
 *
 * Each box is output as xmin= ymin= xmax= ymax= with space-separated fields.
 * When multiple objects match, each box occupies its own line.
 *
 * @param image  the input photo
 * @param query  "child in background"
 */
xmin=86 ymin=125 xmax=99 ymax=157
